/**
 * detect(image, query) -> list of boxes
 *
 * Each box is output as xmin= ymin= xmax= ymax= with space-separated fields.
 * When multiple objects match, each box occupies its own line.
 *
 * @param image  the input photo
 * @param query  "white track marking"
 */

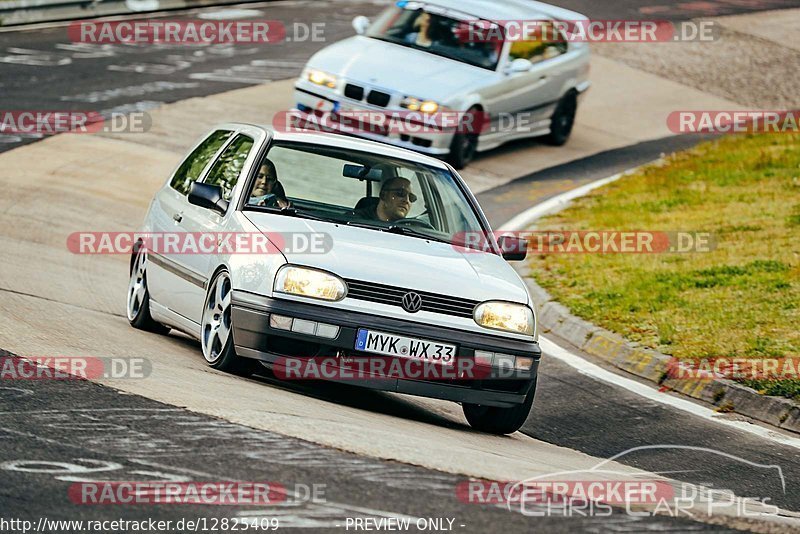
xmin=501 ymin=166 xmax=800 ymax=450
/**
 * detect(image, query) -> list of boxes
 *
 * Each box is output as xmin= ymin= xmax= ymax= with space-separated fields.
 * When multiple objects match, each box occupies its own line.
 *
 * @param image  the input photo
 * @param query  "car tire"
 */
xmin=126 ymin=247 xmax=169 ymax=334
xmin=543 ymin=92 xmax=577 ymax=146
xmin=201 ymin=269 xmax=256 ymax=376
xmin=447 ymin=107 xmax=481 ymax=170
xmin=462 ymin=381 xmax=536 ymax=435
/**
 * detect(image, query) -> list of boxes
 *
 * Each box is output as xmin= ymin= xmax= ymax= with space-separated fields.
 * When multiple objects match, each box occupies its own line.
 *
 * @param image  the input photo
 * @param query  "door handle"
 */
xmin=173 ymin=213 xmax=183 ymax=223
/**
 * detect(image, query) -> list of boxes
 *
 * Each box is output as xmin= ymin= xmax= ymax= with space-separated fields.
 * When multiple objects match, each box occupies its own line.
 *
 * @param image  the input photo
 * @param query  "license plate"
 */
xmin=355 ymin=329 xmax=456 ymax=365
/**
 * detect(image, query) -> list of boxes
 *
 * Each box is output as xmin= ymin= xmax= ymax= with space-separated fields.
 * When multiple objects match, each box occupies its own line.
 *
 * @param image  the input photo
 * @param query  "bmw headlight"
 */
xmin=307 ymin=69 xmax=338 ymax=89
xmin=474 ymin=301 xmax=534 ymax=336
xmin=274 ymin=265 xmax=347 ymax=301
xmin=400 ymin=96 xmax=439 ymax=114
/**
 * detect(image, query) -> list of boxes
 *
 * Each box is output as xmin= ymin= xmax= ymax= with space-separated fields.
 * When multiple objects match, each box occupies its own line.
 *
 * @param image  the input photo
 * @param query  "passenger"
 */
xmin=355 ymin=177 xmax=417 ymax=222
xmin=249 ymin=160 xmax=289 ymax=208
xmin=406 ymin=11 xmax=435 ymax=48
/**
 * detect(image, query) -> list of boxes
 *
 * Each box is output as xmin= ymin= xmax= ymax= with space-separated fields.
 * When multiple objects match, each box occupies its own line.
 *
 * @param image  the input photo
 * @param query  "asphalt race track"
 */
xmin=2 ymin=0 xmax=800 ymax=532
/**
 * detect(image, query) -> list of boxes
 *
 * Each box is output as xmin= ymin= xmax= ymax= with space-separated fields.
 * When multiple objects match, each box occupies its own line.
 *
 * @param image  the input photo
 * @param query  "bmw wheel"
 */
xmin=127 ymin=246 xmax=169 ymax=334
xmin=447 ymin=106 xmax=481 ymax=169
xmin=544 ymin=92 xmax=577 ymax=146
xmin=201 ymin=269 xmax=256 ymax=376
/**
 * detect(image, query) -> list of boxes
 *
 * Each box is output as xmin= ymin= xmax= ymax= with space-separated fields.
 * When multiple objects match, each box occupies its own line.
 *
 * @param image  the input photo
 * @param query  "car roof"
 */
xmin=235 ymin=123 xmax=451 ymax=170
xmin=407 ymin=0 xmax=587 ymax=22
xmin=425 ymin=0 xmax=547 ymax=20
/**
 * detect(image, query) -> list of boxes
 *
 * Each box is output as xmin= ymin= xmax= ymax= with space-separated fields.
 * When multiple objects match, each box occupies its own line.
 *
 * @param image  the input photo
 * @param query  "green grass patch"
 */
xmin=526 ymin=133 xmax=800 ymax=399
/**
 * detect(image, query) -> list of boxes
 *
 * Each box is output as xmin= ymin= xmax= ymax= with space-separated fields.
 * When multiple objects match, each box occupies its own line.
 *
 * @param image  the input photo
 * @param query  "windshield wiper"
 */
xmin=386 ymin=224 xmax=450 ymax=244
xmin=255 ymin=205 xmax=337 ymax=223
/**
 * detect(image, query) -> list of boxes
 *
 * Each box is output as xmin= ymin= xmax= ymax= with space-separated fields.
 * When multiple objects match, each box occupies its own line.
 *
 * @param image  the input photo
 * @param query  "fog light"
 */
xmin=270 ymin=314 xmax=293 ymax=331
xmin=515 ymin=356 xmax=534 ymax=371
xmin=316 ymin=323 xmax=340 ymax=339
xmin=292 ymin=318 xmax=316 ymax=335
xmin=474 ymin=350 xmax=494 ymax=367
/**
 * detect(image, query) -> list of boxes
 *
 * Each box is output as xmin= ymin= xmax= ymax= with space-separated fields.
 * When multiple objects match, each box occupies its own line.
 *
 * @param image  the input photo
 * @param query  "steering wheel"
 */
xmin=257 ymin=194 xmax=289 ymax=209
xmin=393 ymin=218 xmax=435 ymax=230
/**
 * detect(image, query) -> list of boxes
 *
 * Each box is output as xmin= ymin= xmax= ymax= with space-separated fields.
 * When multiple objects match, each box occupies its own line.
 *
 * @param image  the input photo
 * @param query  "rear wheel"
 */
xmin=463 ymin=382 xmax=536 ymax=435
xmin=126 ymin=247 xmax=169 ymax=334
xmin=201 ymin=269 xmax=256 ymax=376
xmin=544 ymin=92 xmax=577 ymax=146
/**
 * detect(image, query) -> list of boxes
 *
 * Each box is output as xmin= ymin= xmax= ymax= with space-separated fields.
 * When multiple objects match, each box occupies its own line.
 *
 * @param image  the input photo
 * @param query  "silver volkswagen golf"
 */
xmin=127 ymin=124 xmax=540 ymax=434
xmin=293 ymin=0 xmax=591 ymax=168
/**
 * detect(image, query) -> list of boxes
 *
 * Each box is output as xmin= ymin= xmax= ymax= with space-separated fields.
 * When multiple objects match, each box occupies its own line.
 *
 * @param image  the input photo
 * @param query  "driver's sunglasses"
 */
xmin=385 ymin=189 xmax=418 ymax=203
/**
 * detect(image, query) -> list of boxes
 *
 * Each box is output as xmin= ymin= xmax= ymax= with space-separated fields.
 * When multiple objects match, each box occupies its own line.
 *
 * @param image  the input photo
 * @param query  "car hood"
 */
xmin=244 ymin=212 xmax=529 ymax=305
xmin=307 ymin=36 xmax=492 ymax=104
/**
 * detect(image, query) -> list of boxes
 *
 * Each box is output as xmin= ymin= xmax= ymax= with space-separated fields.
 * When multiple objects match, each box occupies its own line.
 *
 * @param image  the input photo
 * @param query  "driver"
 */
xmin=249 ymin=160 xmax=289 ymax=208
xmin=356 ymin=177 xmax=417 ymax=222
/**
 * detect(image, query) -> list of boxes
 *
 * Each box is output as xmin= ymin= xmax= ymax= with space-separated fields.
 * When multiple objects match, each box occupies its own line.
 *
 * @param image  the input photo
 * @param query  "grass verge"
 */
xmin=525 ymin=133 xmax=800 ymax=400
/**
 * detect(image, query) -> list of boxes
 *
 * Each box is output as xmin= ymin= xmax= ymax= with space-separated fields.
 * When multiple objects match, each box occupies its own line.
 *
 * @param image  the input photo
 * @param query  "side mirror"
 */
xmin=188 ymin=181 xmax=228 ymax=215
xmin=352 ymin=15 xmax=370 ymax=35
xmin=507 ymin=58 xmax=533 ymax=74
xmin=497 ymin=235 xmax=528 ymax=261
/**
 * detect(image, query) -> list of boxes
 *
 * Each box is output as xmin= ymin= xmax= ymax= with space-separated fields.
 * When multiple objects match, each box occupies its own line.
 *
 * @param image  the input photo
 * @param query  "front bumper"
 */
xmin=293 ymin=85 xmax=455 ymax=156
xmin=231 ymin=291 xmax=540 ymax=408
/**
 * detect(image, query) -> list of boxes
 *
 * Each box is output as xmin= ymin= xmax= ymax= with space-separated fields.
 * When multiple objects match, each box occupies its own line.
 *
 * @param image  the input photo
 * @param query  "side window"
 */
xmin=203 ymin=134 xmax=255 ymax=201
xmin=508 ymin=22 xmax=567 ymax=64
xmin=170 ymin=130 xmax=232 ymax=195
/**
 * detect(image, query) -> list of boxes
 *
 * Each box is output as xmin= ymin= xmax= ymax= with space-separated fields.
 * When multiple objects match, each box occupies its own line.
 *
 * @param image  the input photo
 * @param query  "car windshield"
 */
xmin=365 ymin=4 xmax=503 ymax=71
xmin=244 ymin=141 xmax=490 ymax=250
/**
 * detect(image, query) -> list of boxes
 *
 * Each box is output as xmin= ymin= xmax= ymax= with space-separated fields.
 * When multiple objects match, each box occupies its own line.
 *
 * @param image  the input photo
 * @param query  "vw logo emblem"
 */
xmin=401 ymin=292 xmax=423 ymax=313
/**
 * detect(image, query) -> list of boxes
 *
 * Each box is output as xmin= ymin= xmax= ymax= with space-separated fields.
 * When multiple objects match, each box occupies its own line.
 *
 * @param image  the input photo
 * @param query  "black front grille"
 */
xmin=345 ymin=279 xmax=478 ymax=319
xmin=366 ymin=90 xmax=391 ymax=107
xmin=344 ymin=83 xmax=364 ymax=101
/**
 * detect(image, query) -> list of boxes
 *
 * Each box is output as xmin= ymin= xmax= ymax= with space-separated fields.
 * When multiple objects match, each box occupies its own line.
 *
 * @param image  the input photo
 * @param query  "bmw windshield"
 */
xmin=243 ymin=141 xmax=492 ymax=250
xmin=365 ymin=4 xmax=503 ymax=70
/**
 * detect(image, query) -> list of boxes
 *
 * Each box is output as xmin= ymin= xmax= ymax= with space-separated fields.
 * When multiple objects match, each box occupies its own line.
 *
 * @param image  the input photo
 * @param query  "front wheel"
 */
xmin=463 ymin=382 xmax=536 ymax=435
xmin=447 ymin=107 xmax=481 ymax=169
xmin=201 ymin=269 xmax=256 ymax=376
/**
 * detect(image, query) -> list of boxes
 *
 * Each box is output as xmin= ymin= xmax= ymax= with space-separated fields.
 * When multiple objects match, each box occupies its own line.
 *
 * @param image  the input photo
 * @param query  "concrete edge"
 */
xmin=517 ymin=172 xmax=800 ymax=436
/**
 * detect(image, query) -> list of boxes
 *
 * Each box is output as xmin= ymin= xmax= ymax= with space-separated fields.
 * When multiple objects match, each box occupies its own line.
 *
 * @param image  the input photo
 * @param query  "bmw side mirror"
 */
xmin=507 ymin=58 xmax=533 ymax=74
xmin=352 ymin=15 xmax=370 ymax=35
xmin=188 ymin=181 xmax=228 ymax=215
xmin=497 ymin=235 xmax=528 ymax=261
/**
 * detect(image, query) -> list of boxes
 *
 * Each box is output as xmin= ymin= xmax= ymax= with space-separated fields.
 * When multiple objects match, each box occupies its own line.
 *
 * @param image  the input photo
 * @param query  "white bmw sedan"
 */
xmin=127 ymin=124 xmax=540 ymax=434
xmin=294 ymin=0 xmax=590 ymax=168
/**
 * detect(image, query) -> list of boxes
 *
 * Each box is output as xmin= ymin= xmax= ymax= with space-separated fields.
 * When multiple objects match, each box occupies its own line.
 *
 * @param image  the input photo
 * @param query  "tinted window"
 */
xmin=204 ymin=134 xmax=255 ymax=201
xmin=366 ymin=5 xmax=503 ymax=70
xmin=170 ymin=130 xmax=232 ymax=195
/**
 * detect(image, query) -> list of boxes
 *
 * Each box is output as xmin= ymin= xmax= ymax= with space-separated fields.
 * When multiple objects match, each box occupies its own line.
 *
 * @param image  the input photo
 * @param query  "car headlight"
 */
xmin=401 ymin=96 xmax=439 ymax=114
xmin=474 ymin=301 xmax=534 ymax=336
xmin=274 ymin=265 xmax=347 ymax=301
xmin=307 ymin=69 xmax=337 ymax=89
